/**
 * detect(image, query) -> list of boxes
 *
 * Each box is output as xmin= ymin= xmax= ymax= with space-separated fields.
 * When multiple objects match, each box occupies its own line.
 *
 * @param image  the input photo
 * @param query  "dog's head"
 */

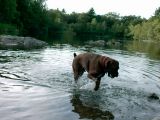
xmin=105 ymin=59 xmax=119 ymax=78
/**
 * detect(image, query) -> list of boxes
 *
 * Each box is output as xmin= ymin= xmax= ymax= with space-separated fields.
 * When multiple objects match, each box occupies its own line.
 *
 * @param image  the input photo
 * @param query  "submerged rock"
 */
xmin=0 ymin=35 xmax=48 ymax=50
xmin=152 ymin=115 xmax=160 ymax=120
xmin=148 ymin=93 xmax=159 ymax=100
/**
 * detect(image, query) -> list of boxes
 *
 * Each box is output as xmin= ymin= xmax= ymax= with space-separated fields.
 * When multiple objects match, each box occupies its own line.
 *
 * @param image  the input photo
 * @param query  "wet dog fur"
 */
xmin=72 ymin=53 xmax=119 ymax=91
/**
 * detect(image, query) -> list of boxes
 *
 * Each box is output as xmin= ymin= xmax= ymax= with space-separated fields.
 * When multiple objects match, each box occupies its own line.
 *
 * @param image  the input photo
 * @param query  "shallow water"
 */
xmin=0 ymin=44 xmax=160 ymax=120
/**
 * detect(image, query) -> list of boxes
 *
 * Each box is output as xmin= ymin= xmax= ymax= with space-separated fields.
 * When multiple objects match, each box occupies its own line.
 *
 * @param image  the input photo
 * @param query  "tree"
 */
xmin=0 ymin=0 xmax=17 ymax=23
xmin=87 ymin=8 xmax=95 ymax=16
xmin=154 ymin=7 xmax=160 ymax=17
xmin=129 ymin=19 xmax=160 ymax=41
xmin=47 ymin=9 xmax=65 ymax=39
xmin=87 ymin=8 xmax=96 ymax=22
xmin=16 ymin=0 xmax=49 ymax=40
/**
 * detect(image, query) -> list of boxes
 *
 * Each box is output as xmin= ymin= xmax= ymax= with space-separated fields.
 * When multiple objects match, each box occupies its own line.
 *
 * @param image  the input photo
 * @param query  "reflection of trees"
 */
xmin=71 ymin=94 xmax=114 ymax=120
xmin=127 ymin=41 xmax=160 ymax=59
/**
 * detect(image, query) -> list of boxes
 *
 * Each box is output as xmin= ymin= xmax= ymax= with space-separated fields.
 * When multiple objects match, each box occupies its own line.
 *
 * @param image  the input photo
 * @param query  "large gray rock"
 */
xmin=0 ymin=35 xmax=48 ymax=49
xmin=87 ymin=40 xmax=106 ymax=47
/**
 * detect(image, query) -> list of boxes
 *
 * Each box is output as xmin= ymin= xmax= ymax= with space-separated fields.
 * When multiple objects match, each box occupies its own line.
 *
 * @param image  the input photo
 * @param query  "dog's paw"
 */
xmin=80 ymin=82 xmax=95 ymax=91
xmin=94 ymin=87 xmax=99 ymax=91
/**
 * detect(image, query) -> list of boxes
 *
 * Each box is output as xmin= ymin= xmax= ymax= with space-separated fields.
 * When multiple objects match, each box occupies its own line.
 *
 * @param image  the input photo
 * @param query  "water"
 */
xmin=0 ymin=44 xmax=160 ymax=120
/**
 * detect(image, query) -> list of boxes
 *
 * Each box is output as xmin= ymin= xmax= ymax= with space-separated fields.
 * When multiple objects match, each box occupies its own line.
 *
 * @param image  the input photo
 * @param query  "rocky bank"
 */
xmin=0 ymin=35 xmax=48 ymax=50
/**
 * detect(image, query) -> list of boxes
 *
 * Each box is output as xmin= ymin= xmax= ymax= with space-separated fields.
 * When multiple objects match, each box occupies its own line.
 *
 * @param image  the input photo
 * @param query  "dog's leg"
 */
xmin=74 ymin=72 xmax=79 ymax=82
xmin=73 ymin=65 xmax=79 ymax=82
xmin=94 ymin=78 xmax=101 ymax=91
xmin=73 ymin=65 xmax=85 ymax=83
xmin=87 ymin=73 xmax=97 ymax=82
xmin=87 ymin=73 xmax=101 ymax=91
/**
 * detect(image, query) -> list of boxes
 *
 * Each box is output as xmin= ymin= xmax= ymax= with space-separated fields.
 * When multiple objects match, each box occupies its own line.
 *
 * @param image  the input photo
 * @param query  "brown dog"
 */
xmin=72 ymin=53 xmax=119 ymax=91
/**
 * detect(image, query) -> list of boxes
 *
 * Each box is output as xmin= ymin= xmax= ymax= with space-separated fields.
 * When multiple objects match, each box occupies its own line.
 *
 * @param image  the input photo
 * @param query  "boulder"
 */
xmin=87 ymin=40 xmax=106 ymax=47
xmin=106 ymin=40 xmax=121 ymax=46
xmin=0 ymin=35 xmax=48 ymax=49
xmin=148 ymin=93 xmax=159 ymax=100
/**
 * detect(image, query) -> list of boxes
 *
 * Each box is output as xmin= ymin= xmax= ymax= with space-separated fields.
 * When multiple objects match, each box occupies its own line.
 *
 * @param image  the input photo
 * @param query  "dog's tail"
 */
xmin=73 ymin=53 xmax=77 ymax=58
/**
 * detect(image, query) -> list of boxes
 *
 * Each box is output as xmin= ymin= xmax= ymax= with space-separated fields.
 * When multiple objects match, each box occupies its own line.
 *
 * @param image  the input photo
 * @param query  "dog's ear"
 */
xmin=106 ymin=60 xmax=119 ymax=71
xmin=105 ymin=60 xmax=111 ymax=70
xmin=74 ymin=53 xmax=77 ymax=58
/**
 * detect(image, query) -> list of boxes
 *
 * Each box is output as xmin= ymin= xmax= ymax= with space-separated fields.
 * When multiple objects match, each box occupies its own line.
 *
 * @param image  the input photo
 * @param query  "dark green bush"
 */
xmin=0 ymin=23 xmax=19 ymax=35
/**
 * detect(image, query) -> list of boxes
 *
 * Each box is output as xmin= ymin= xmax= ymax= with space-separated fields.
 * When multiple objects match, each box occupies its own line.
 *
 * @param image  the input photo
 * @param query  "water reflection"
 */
xmin=71 ymin=93 xmax=114 ymax=120
xmin=0 ymin=70 xmax=30 ymax=81
xmin=53 ymin=38 xmax=160 ymax=60
xmin=0 ymin=43 xmax=160 ymax=120
xmin=127 ymin=40 xmax=160 ymax=59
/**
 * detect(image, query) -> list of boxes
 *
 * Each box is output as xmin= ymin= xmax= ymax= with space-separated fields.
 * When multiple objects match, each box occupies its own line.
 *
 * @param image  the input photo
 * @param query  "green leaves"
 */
xmin=0 ymin=1 xmax=158 ymax=43
xmin=0 ymin=23 xmax=19 ymax=35
xmin=0 ymin=0 xmax=17 ymax=23
xmin=130 ymin=18 xmax=160 ymax=42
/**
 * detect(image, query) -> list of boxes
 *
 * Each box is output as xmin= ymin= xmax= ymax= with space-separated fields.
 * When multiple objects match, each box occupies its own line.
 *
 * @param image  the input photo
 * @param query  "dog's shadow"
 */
xmin=70 ymin=92 xmax=114 ymax=120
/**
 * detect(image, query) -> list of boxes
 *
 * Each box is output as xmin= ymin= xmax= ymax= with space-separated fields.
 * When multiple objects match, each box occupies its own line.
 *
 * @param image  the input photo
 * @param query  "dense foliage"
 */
xmin=0 ymin=0 xmax=159 ymax=42
xmin=129 ymin=7 xmax=160 ymax=42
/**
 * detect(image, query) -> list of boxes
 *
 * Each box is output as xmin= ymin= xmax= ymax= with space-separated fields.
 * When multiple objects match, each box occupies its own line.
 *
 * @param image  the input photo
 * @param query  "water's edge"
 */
xmin=0 ymin=45 xmax=160 ymax=120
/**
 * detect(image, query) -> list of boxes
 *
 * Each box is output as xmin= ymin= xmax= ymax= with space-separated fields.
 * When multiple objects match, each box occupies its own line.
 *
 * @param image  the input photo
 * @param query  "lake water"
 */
xmin=0 ymin=43 xmax=160 ymax=120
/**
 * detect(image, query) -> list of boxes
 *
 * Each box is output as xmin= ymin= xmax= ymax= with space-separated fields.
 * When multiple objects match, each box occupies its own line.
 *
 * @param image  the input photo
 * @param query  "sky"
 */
xmin=46 ymin=0 xmax=160 ymax=18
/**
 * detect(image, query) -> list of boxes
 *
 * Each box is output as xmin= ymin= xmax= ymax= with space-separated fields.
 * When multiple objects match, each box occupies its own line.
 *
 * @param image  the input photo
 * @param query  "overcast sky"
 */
xmin=46 ymin=0 xmax=160 ymax=18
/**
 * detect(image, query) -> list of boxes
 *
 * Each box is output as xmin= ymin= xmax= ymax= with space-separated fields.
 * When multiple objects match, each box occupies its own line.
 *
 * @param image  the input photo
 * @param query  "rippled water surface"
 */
xmin=0 ymin=44 xmax=160 ymax=120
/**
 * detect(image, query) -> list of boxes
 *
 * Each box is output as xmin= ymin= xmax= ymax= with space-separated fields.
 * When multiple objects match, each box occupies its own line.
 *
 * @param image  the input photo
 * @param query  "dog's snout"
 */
xmin=111 ymin=72 xmax=118 ymax=78
xmin=115 ymin=72 xmax=118 ymax=77
xmin=116 ymin=72 xmax=119 ymax=76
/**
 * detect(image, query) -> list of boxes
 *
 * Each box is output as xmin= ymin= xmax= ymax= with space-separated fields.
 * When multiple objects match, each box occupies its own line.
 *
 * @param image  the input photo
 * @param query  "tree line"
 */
xmin=129 ymin=8 xmax=160 ymax=42
xmin=0 ymin=0 xmax=159 ymax=42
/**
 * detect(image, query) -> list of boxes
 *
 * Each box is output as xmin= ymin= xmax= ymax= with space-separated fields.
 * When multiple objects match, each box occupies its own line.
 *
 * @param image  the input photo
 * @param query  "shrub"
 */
xmin=0 ymin=23 xmax=19 ymax=35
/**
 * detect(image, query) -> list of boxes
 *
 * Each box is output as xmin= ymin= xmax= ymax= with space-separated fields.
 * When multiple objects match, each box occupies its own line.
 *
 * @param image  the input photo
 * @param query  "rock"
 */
xmin=152 ymin=116 xmax=160 ymax=120
xmin=87 ymin=40 xmax=122 ymax=47
xmin=148 ymin=93 xmax=159 ymax=100
xmin=0 ymin=35 xmax=48 ymax=50
xmin=87 ymin=40 xmax=106 ymax=47
xmin=106 ymin=40 xmax=121 ymax=46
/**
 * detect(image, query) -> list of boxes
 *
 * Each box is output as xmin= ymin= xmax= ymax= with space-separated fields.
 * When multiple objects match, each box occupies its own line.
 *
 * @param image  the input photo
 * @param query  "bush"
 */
xmin=0 ymin=23 xmax=19 ymax=35
xmin=129 ymin=18 xmax=160 ymax=42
